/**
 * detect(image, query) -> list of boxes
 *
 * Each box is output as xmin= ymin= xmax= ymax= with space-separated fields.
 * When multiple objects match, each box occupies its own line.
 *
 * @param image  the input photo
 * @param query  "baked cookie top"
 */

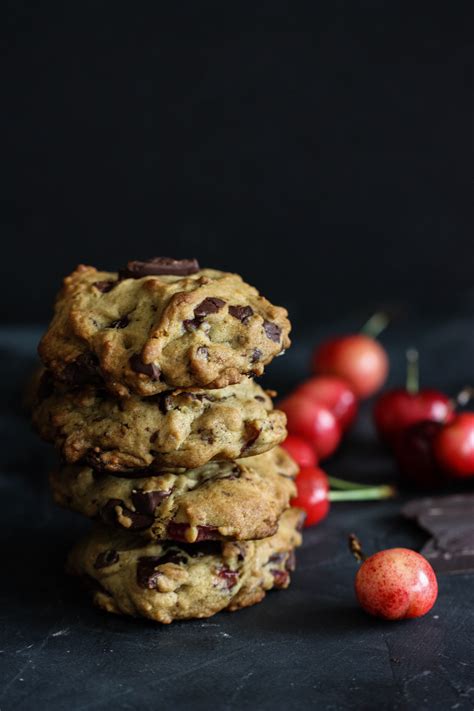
xmin=66 ymin=507 xmax=304 ymax=624
xmin=50 ymin=447 xmax=298 ymax=542
xmin=33 ymin=375 xmax=287 ymax=470
xmin=39 ymin=258 xmax=291 ymax=398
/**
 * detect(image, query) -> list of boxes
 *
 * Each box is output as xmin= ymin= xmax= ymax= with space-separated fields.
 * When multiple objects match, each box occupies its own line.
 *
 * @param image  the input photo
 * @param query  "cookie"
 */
xmin=39 ymin=259 xmax=291 ymax=398
xmin=50 ymin=447 xmax=298 ymax=542
xmin=33 ymin=376 xmax=286 ymax=470
xmin=66 ymin=507 xmax=304 ymax=624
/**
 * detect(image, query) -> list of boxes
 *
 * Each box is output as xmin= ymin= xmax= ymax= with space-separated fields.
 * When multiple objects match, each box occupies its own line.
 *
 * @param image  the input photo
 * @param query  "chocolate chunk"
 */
xmin=229 ymin=305 xmax=253 ymax=323
xmin=100 ymin=498 xmax=153 ymax=530
xmin=129 ymin=354 xmax=161 ymax=381
xmin=110 ymin=315 xmax=129 ymax=329
xmin=62 ymin=352 xmax=101 ymax=386
xmin=268 ymin=552 xmax=286 ymax=564
xmin=131 ymin=489 xmax=170 ymax=516
xmin=216 ymin=565 xmax=239 ymax=590
xmin=120 ymin=257 xmax=200 ymax=279
xmin=194 ymin=297 xmax=225 ymax=317
xmin=196 ymin=346 xmax=209 ymax=361
xmin=243 ymin=422 xmax=261 ymax=449
xmin=93 ymin=280 xmax=116 ymax=293
xmin=183 ymin=317 xmax=202 ymax=333
xmin=251 ymin=348 xmax=262 ymax=363
xmin=403 ymin=494 xmax=474 ymax=574
xmin=136 ymin=556 xmax=163 ymax=589
xmin=166 ymin=523 xmax=220 ymax=542
xmin=94 ymin=549 xmax=119 ymax=569
xmin=263 ymin=321 xmax=281 ymax=343
xmin=271 ymin=569 xmax=290 ymax=588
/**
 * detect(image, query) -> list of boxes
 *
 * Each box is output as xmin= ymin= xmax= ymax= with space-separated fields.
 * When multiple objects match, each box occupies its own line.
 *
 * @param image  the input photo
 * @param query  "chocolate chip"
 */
xmin=93 ymin=280 xmax=116 ymax=293
xmin=94 ymin=549 xmax=119 ymax=569
xmin=110 ymin=316 xmax=129 ymax=329
xmin=166 ymin=523 xmax=220 ymax=542
xmin=100 ymin=498 xmax=153 ymax=530
xmin=194 ymin=297 xmax=225 ymax=317
xmin=216 ymin=565 xmax=239 ymax=590
xmin=131 ymin=489 xmax=170 ymax=516
xmin=243 ymin=422 xmax=261 ymax=449
xmin=196 ymin=346 xmax=209 ymax=361
xmin=263 ymin=321 xmax=281 ymax=343
xmin=271 ymin=569 xmax=290 ymax=588
xmin=120 ymin=257 xmax=200 ymax=279
xmin=183 ymin=317 xmax=202 ymax=332
xmin=229 ymin=305 xmax=253 ymax=323
xmin=136 ymin=557 xmax=163 ymax=589
xmin=251 ymin=348 xmax=262 ymax=363
xmin=129 ymin=354 xmax=161 ymax=381
xmin=268 ymin=552 xmax=286 ymax=564
xmin=62 ymin=352 xmax=101 ymax=386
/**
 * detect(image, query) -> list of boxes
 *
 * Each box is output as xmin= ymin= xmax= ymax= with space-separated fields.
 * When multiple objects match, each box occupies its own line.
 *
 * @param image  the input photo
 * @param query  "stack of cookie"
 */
xmin=33 ymin=257 xmax=303 ymax=624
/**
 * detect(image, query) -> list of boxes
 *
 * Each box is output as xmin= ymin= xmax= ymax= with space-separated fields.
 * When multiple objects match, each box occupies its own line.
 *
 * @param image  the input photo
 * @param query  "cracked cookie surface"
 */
xmin=39 ymin=262 xmax=291 ymax=398
xmin=66 ymin=507 xmax=304 ymax=624
xmin=33 ymin=376 xmax=287 ymax=470
xmin=50 ymin=448 xmax=298 ymax=542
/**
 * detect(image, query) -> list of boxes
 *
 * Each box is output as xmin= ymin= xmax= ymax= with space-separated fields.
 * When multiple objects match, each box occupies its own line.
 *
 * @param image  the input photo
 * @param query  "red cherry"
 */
xmin=350 ymin=538 xmax=438 ymax=620
xmin=313 ymin=335 xmax=388 ymax=399
xmin=291 ymin=466 xmax=330 ymax=526
xmin=295 ymin=376 xmax=358 ymax=431
xmin=393 ymin=420 xmax=446 ymax=488
xmin=279 ymin=394 xmax=341 ymax=459
xmin=281 ymin=435 xmax=318 ymax=469
xmin=374 ymin=389 xmax=453 ymax=447
xmin=434 ymin=413 xmax=474 ymax=478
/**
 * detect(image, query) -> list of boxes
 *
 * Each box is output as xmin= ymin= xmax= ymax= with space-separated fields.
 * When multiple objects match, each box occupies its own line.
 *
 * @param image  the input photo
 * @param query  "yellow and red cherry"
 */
xmin=279 ymin=395 xmax=341 ymax=460
xmin=434 ymin=413 xmax=474 ymax=478
xmin=312 ymin=313 xmax=389 ymax=399
xmin=281 ymin=434 xmax=318 ymax=468
xmin=349 ymin=535 xmax=438 ymax=620
xmin=295 ymin=376 xmax=358 ymax=431
xmin=374 ymin=349 xmax=453 ymax=447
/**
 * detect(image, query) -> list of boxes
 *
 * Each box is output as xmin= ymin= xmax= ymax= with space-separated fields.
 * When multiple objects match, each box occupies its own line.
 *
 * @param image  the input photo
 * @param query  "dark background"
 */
xmin=2 ymin=3 xmax=473 ymax=331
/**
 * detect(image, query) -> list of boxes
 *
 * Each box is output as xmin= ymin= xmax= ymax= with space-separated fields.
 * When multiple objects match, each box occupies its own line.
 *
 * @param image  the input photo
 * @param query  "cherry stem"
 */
xmin=348 ymin=533 xmax=367 ymax=563
xmin=360 ymin=312 xmax=389 ymax=339
xmin=406 ymin=348 xmax=419 ymax=394
xmin=329 ymin=484 xmax=396 ymax=502
xmin=328 ymin=475 xmax=386 ymax=491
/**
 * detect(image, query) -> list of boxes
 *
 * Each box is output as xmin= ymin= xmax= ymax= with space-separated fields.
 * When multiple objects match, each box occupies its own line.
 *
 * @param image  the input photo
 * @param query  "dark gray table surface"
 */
xmin=1 ymin=319 xmax=474 ymax=711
